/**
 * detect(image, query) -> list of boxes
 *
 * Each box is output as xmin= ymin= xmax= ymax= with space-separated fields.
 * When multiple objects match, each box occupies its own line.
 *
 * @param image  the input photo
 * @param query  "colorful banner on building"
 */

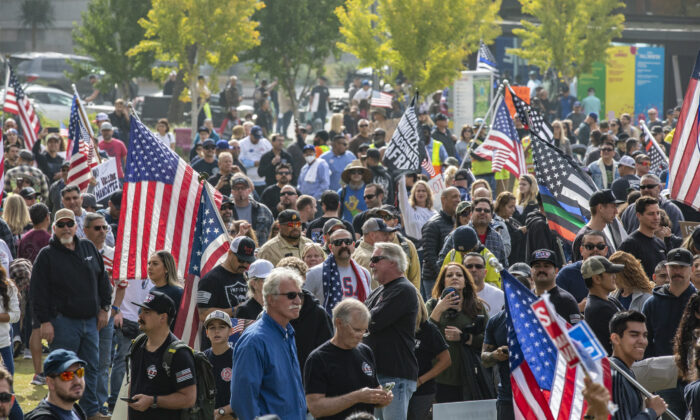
xmin=606 ymin=45 xmax=637 ymax=118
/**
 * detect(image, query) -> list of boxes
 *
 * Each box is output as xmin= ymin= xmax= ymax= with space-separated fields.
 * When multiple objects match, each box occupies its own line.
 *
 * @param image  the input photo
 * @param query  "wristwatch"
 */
xmin=151 ymin=395 xmax=158 ymax=409
xmin=218 ymin=408 xmax=226 ymax=416
xmin=101 ymin=305 xmax=111 ymax=313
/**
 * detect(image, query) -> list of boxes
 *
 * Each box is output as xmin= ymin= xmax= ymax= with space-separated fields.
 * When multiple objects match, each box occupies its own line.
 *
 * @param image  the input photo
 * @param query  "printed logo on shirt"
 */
xmin=414 ymin=339 xmax=421 ymax=350
xmin=176 ymin=368 xmax=193 ymax=383
xmin=84 ymin=256 xmax=93 ymax=262
xmin=221 ymin=367 xmax=232 ymax=382
xmin=146 ymin=364 xmax=157 ymax=380
xmin=361 ymin=361 xmax=373 ymax=377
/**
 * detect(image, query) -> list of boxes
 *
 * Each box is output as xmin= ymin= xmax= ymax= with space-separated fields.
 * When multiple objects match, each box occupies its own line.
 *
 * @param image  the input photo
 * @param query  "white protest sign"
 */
xmin=91 ymin=158 xmax=120 ymax=202
xmin=428 ymin=174 xmax=445 ymax=211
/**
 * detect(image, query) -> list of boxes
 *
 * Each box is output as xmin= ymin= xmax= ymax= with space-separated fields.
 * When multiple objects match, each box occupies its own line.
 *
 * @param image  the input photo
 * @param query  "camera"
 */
xmin=461 ymin=315 xmax=485 ymax=342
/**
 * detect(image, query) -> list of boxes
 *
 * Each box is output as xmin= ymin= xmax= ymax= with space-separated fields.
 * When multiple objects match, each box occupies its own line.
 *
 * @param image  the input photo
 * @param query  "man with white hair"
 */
xmin=304 ymin=299 xmax=393 ymax=419
xmin=364 ymin=242 xmax=418 ymax=419
xmin=231 ymin=268 xmax=307 ymax=420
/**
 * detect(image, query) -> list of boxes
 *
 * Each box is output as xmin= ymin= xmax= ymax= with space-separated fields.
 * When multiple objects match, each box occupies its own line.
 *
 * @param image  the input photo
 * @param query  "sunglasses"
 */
xmin=274 ymin=292 xmax=304 ymax=300
xmin=601 ymin=147 xmax=614 ymax=152
xmin=285 ymin=221 xmax=302 ymax=228
xmin=464 ymin=264 xmax=485 ymax=269
xmin=55 ymin=367 xmax=85 ymax=381
xmin=350 ymin=170 xmax=363 ymax=175
xmin=370 ymin=255 xmax=388 ymax=264
xmin=231 ymin=146 xmax=240 ymax=149
xmin=474 ymin=208 xmax=491 ymax=213
xmin=93 ymin=225 xmax=109 ymax=231
xmin=364 ymin=194 xmax=376 ymax=201
xmin=55 ymin=220 xmax=75 ymax=228
xmin=332 ymin=238 xmax=354 ymax=247
xmin=280 ymin=191 xmax=297 ymax=196
xmin=203 ymin=146 xmax=216 ymax=150
xmin=0 ymin=392 xmax=13 ymax=404
xmin=359 ymin=124 xmax=369 ymax=128
xmin=583 ymin=243 xmax=607 ymax=250
xmin=640 ymin=184 xmax=659 ymax=190
xmin=277 ymin=171 xmax=291 ymax=176
xmin=637 ymin=161 xmax=650 ymax=166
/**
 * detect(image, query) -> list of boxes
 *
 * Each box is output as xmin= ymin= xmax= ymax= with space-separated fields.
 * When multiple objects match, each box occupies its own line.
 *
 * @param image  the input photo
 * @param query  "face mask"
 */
xmin=305 ymin=155 xmax=315 ymax=164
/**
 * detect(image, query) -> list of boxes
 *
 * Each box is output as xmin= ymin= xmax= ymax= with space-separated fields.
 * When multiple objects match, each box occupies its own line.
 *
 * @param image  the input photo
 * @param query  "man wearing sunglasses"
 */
xmin=306 ymin=229 xmax=371 ymax=314
xmin=620 ymin=174 xmax=684 ymax=237
xmin=192 ymin=138 xmax=220 ymax=178
xmin=463 ymin=252 xmax=504 ymax=318
xmin=258 ymin=210 xmax=313 ymax=266
xmin=557 ymin=231 xmax=610 ymax=311
xmin=587 ymin=139 xmax=619 ymax=190
xmin=26 ymin=349 xmax=88 ymax=420
xmin=351 ymin=183 xmax=385 ymax=234
xmin=260 ymin=163 xmax=299 ymax=219
xmin=30 ymin=208 xmax=112 ymax=420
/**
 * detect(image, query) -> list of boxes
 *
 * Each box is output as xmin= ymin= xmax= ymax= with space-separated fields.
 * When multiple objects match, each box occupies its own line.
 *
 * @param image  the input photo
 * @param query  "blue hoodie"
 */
xmin=642 ymin=282 xmax=697 ymax=358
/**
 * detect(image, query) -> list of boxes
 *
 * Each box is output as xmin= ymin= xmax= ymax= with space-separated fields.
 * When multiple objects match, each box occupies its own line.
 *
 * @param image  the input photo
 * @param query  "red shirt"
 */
xmin=98 ymin=139 xmax=128 ymax=178
xmin=478 ymin=232 xmax=487 ymax=245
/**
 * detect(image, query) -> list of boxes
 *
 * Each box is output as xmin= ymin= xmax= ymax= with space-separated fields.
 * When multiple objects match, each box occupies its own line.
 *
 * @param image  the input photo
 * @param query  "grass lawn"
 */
xmin=13 ymin=357 xmax=47 ymax=413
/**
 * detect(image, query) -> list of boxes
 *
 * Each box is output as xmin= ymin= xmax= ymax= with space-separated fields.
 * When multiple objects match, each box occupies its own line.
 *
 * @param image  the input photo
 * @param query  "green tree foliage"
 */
xmin=509 ymin=0 xmax=625 ymax=79
xmin=72 ymin=0 xmax=154 ymax=100
xmin=243 ymin=0 xmax=344 ymax=118
xmin=129 ymin=0 xmax=262 ymax=135
xmin=19 ymin=0 xmax=54 ymax=50
xmin=336 ymin=0 xmax=501 ymax=95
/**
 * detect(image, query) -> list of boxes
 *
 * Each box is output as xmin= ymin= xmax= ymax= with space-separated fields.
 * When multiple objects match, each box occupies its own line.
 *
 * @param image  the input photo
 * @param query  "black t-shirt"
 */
xmin=234 ymin=298 xmax=262 ymax=320
xmin=547 ymin=286 xmax=582 ymax=325
xmin=484 ymin=310 xmax=511 ymax=401
xmin=208 ymin=173 xmax=232 ymax=196
xmin=304 ymin=341 xmax=379 ymax=420
xmin=619 ymin=230 xmax=667 ymax=280
xmin=311 ymin=85 xmax=330 ymax=113
xmin=192 ymin=158 xmax=219 ymax=178
xmin=305 ymin=216 xmax=355 ymax=245
xmin=414 ymin=321 xmax=448 ymax=396
xmin=129 ymin=333 xmax=197 ymax=420
xmin=204 ymin=347 xmax=233 ymax=409
xmin=584 ymin=295 xmax=624 ymax=355
xmin=197 ymin=265 xmax=246 ymax=310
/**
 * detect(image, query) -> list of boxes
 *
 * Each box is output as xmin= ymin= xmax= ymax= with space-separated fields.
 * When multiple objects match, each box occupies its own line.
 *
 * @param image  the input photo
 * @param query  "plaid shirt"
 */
xmin=4 ymin=164 xmax=49 ymax=201
xmin=469 ymin=222 xmax=508 ymax=268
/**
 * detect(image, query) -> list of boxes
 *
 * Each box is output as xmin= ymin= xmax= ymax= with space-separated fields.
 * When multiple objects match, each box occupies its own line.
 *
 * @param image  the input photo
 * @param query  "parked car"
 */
xmin=1 ymin=85 xmax=113 ymax=124
xmin=9 ymin=52 xmax=102 ymax=95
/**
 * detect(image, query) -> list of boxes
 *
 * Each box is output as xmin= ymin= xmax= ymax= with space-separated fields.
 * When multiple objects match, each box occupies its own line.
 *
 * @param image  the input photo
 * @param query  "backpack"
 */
xmin=127 ymin=333 xmax=216 ymax=420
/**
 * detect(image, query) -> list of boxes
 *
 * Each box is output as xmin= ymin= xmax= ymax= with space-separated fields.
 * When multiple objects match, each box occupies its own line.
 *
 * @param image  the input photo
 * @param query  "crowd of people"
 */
xmin=0 ymin=73 xmax=698 ymax=420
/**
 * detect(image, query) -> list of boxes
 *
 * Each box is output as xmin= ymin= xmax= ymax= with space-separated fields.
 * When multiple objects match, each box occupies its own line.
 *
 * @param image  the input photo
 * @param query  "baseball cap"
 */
xmin=453 ymin=225 xmax=478 ymax=253
xmin=666 ymin=248 xmax=693 ymax=267
xmin=100 ymin=122 xmax=113 ymax=131
xmin=216 ymin=140 xmax=231 ymax=150
xmin=435 ymin=113 xmax=448 ymax=121
xmin=529 ymin=249 xmax=558 ymax=267
xmin=303 ymin=144 xmax=315 ymax=152
xmin=380 ymin=204 xmax=400 ymax=218
xmin=247 ymin=259 xmax=274 ymax=279
xmin=454 ymin=169 xmax=470 ymax=181
xmin=19 ymin=150 xmax=34 ymax=162
xmin=456 ymin=201 xmax=472 ymax=216
xmin=19 ymin=187 xmax=37 ymax=199
xmin=203 ymin=310 xmax=233 ymax=329
xmin=44 ymin=349 xmax=86 ymax=376
xmin=362 ymin=218 xmax=398 ymax=234
xmin=322 ymin=218 xmax=345 ymax=236
xmin=365 ymin=149 xmax=381 ymax=161
xmin=231 ymin=177 xmax=249 ymax=188
xmin=202 ymin=138 xmax=216 ymax=148
xmin=358 ymin=143 xmax=371 ymax=151
xmin=54 ymin=208 xmax=75 ymax=222
xmin=278 ymin=209 xmax=301 ymax=223
xmin=580 ymin=256 xmax=624 ymax=279
xmin=95 ymin=112 xmax=109 ymax=122
xmin=618 ymin=155 xmax=636 ymax=168
xmin=589 ymin=189 xmax=616 ymax=208
xmin=220 ymin=196 xmax=235 ymax=209
xmin=611 ymin=178 xmax=632 ymax=204
xmin=81 ymin=193 xmax=102 ymax=209
xmin=361 ymin=79 xmax=370 ymax=86
xmin=230 ymin=236 xmax=256 ymax=263
xmin=132 ymin=290 xmax=175 ymax=317
xmin=509 ymin=262 xmax=531 ymax=278
xmin=588 ymin=112 xmax=598 ymax=122
xmin=197 ymin=126 xmax=210 ymax=133
xmin=574 ymin=101 xmax=581 ymax=107
xmin=251 ymin=126 xmax=263 ymax=138
xmin=693 ymin=226 xmax=700 ymax=246
xmin=110 ymin=190 xmax=123 ymax=207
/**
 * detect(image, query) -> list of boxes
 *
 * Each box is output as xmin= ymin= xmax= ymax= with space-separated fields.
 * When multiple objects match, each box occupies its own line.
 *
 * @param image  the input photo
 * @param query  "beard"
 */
xmin=59 ymin=235 xmax=73 ymax=245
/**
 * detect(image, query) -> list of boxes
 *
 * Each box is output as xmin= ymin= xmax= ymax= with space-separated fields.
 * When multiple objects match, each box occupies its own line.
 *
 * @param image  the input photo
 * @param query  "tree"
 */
xmin=19 ymin=0 xmax=54 ymax=50
xmin=243 ymin=0 xmax=344 ymax=119
xmin=72 ymin=0 xmax=154 ymax=100
xmin=509 ymin=0 xmax=625 ymax=79
xmin=336 ymin=0 xmax=501 ymax=95
xmin=129 ymin=0 xmax=262 ymax=136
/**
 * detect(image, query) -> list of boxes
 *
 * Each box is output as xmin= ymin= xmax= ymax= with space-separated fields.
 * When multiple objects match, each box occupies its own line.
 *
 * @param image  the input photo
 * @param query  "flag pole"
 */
xmin=639 ymin=119 xmax=669 ymax=166
xmin=472 ymin=81 xmax=505 ymax=141
xmin=72 ymin=84 xmax=102 ymax=164
xmin=607 ymin=359 xmax=680 ymax=420
xmin=126 ymin=101 xmax=142 ymax=124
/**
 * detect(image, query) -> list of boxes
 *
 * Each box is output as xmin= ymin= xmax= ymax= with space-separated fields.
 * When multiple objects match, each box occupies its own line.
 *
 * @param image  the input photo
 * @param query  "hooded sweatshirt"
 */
xmin=291 ymin=289 xmax=333 ymax=378
xmin=642 ymin=282 xmax=696 ymax=358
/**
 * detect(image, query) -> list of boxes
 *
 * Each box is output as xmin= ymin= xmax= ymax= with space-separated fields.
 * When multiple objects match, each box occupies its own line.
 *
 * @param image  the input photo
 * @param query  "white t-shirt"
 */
xmin=305 ymin=261 xmax=372 ymax=305
xmin=478 ymin=283 xmax=504 ymax=318
xmin=353 ymin=87 xmax=372 ymax=103
xmin=239 ymin=136 xmax=272 ymax=185
xmin=154 ymin=131 xmax=175 ymax=147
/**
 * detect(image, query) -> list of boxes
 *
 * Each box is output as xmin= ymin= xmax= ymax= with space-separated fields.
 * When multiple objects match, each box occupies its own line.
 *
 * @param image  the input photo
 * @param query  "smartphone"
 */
xmin=47 ymin=127 xmax=60 ymax=133
xmin=120 ymin=397 xmax=137 ymax=403
xmin=382 ymin=382 xmax=395 ymax=392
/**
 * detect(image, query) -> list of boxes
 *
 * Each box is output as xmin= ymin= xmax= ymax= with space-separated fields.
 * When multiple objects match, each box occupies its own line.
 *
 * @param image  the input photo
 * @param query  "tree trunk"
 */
xmin=190 ymin=68 xmax=199 ymax=144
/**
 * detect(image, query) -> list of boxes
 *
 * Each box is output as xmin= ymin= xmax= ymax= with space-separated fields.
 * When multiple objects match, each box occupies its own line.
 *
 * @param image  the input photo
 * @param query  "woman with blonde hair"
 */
xmin=515 ymin=173 xmax=539 ymax=224
xmin=397 ymin=177 xmax=437 ymax=241
xmin=608 ymin=251 xmax=654 ymax=311
xmin=328 ymin=113 xmax=346 ymax=140
xmin=3 ymin=195 xmax=31 ymax=247
xmin=302 ymin=243 xmax=326 ymax=268
xmin=551 ymin=120 xmax=573 ymax=157
xmin=469 ymin=179 xmax=492 ymax=201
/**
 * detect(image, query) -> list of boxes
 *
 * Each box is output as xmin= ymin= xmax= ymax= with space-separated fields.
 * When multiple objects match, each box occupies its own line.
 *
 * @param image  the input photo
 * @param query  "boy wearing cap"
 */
xmin=203 ymin=311 xmax=235 ymax=420
xmin=581 ymin=256 xmax=625 ymax=355
xmin=257 ymin=210 xmax=313 ymax=266
xmin=98 ymin=122 xmax=127 ymax=181
xmin=26 ymin=349 xmax=88 ymax=420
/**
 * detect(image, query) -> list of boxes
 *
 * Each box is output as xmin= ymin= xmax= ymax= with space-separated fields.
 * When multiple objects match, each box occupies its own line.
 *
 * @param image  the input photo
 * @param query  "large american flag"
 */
xmin=113 ymin=117 xmax=202 ymax=280
xmin=503 ymin=271 xmax=612 ymax=419
xmin=510 ymin=86 xmax=553 ymax=143
xmin=639 ymin=120 xmax=669 ymax=176
xmin=3 ymin=64 xmax=40 ymax=149
xmin=174 ymin=182 xmax=230 ymax=348
xmin=370 ymin=90 xmax=393 ymax=109
xmin=474 ymin=97 xmax=527 ymax=177
xmin=476 ymin=40 xmax=499 ymax=76
xmin=668 ymin=50 xmax=700 ymax=210
xmin=66 ymin=95 xmax=97 ymax=191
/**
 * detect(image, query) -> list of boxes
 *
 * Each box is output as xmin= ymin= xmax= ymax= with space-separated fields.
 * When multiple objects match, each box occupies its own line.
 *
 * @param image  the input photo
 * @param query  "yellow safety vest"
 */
xmin=470 ymin=139 xmax=492 ymax=175
xmin=315 ymin=145 xmax=329 ymax=158
xmin=431 ymin=140 xmax=443 ymax=175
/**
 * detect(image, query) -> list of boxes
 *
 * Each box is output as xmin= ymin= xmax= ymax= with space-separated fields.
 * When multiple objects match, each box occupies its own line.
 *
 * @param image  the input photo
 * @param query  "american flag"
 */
xmin=3 ymin=64 xmax=40 ymax=149
xmin=420 ymin=158 xmax=436 ymax=178
xmin=476 ymin=40 xmax=499 ymax=76
xmin=639 ymin=120 xmax=669 ymax=176
xmin=228 ymin=317 xmax=255 ymax=348
xmin=174 ymin=182 xmax=230 ymax=348
xmin=503 ymin=271 xmax=609 ymax=419
xmin=113 ymin=117 xmax=202 ymax=281
xmin=66 ymin=95 xmax=97 ymax=192
xmin=509 ymin=86 xmax=553 ymax=143
xmin=669 ymin=50 xmax=700 ymax=210
xmin=474 ymin=97 xmax=527 ymax=177
xmin=370 ymin=90 xmax=393 ymax=109
xmin=531 ymin=136 xmax=597 ymax=243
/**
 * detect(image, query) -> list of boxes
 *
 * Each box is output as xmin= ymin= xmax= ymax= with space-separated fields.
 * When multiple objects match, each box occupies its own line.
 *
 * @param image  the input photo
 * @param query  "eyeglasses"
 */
xmin=464 ymin=264 xmax=484 ymax=269
xmin=285 ymin=221 xmax=302 ymax=228
xmin=370 ymin=255 xmax=388 ymax=264
xmin=280 ymin=191 xmax=297 ymax=196
xmin=0 ymin=392 xmax=13 ymax=404
xmin=203 ymin=146 xmax=216 ymax=150
xmin=474 ymin=208 xmax=491 ymax=213
xmin=379 ymin=214 xmax=393 ymax=221
xmin=332 ymin=238 xmax=354 ymax=247
xmin=359 ymin=124 xmax=369 ymax=128
xmin=274 ymin=292 xmax=304 ymax=300
xmin=92 ymin=225 xmax=109 ymax=231
xmin=583 ymin=243 xmax=607 ymax=250
xmin=55 ymin=367 xmax=85 ymax=381
xmin=350 ymin=170 xmax=364 ymax=175
xmin=640 ymin=184 xmax=659 ymax=190
xmin=364 ymin=194 xmax=376 ymax=201
xmin=277 ymin=171 xmax=291 ymax=176
xmin=601 ymin=147 xmax=614 ymax=152
xmin=55 ymin=220 xmax=75 ymax=228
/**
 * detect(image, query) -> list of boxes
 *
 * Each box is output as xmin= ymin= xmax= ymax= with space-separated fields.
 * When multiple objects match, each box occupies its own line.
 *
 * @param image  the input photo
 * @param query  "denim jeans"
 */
xmin=97 ymin=317 xmax=114 ymax=409
xmin=51 ymin=314 xmax=99 ymax=417
xmin=375 ymin=375 xmax=416 ymax=420
xmin=108 ymin=327 xmax=133 ymax=407
xmin=0 ymin=345 xmax=23 ymax=420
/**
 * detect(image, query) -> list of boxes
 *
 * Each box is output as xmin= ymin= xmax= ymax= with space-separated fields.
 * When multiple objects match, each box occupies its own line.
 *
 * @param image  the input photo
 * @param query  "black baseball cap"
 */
xmin=19 ymin=187 xmax=37 ymax=199
xmin=278 ymin=209 xmax=301 ymax=223
xmin=666 ymin=248 xmax=693 ymax=267
xmin=230 ymin=236 xmax=256 ymax=263
xmin=132 ymin=290 xmax=175 ymax=317
xmin=44 ymin=349 xmax=86 ymax=376
xmin=589 ymin=189 xmax=616 ymax=208
xmin=529 ymin=249 xmax=558 ymax=267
